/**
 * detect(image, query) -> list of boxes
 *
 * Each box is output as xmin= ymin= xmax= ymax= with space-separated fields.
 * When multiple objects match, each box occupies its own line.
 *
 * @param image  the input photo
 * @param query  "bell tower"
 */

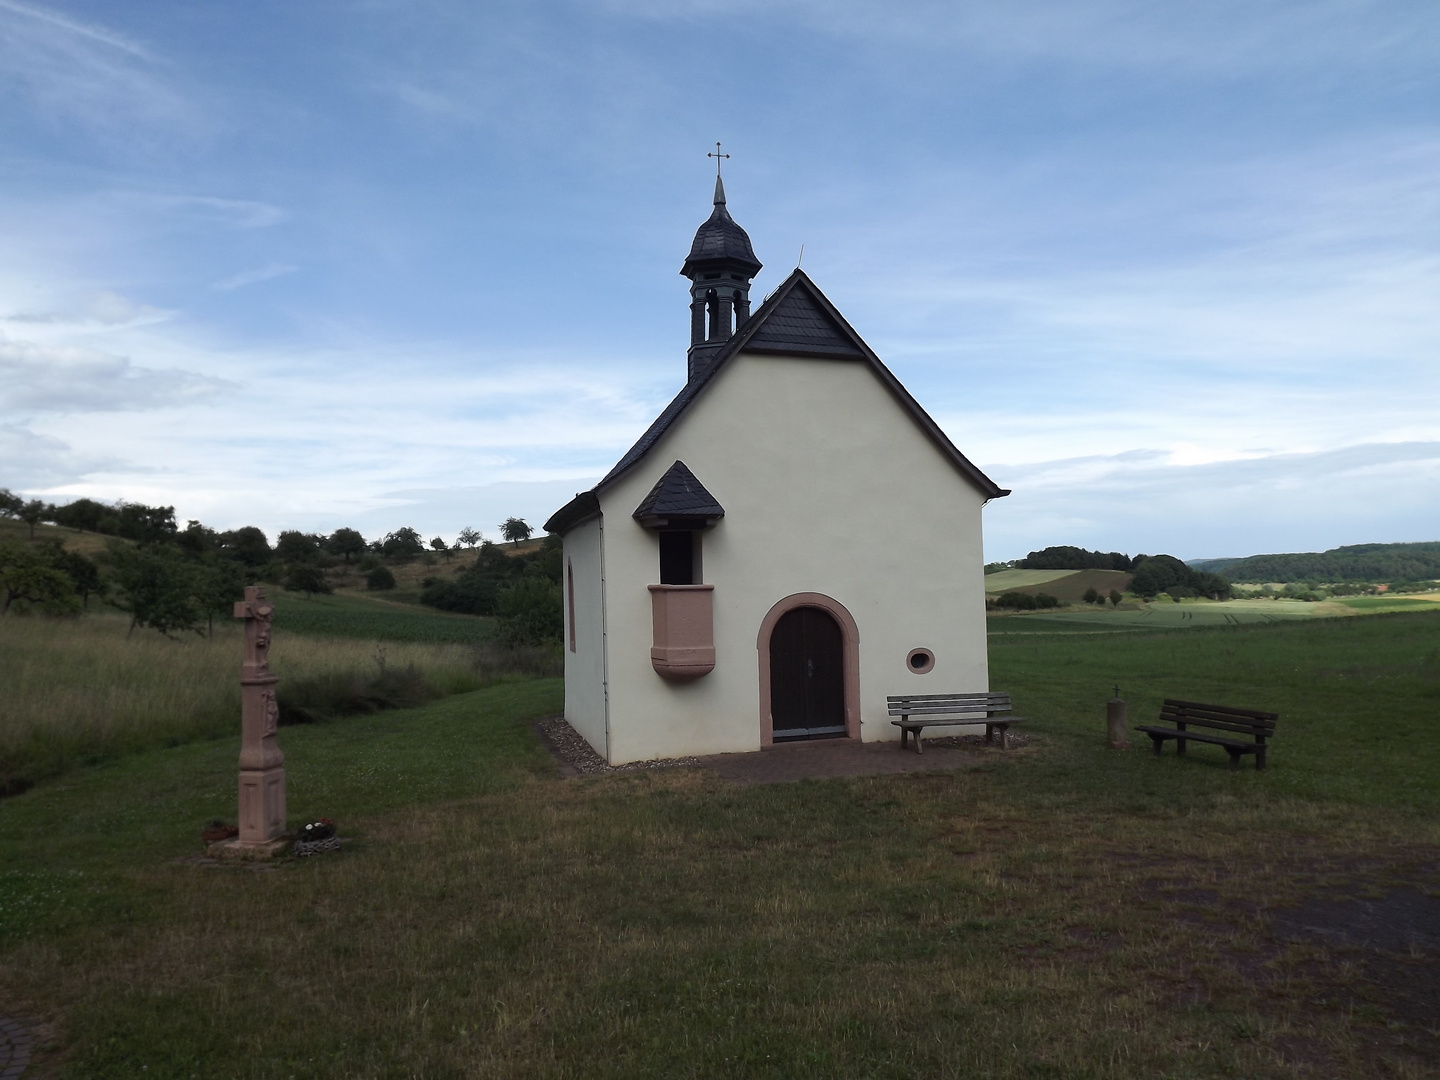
xmin=680 ymin=146 xmax=763 ymax=382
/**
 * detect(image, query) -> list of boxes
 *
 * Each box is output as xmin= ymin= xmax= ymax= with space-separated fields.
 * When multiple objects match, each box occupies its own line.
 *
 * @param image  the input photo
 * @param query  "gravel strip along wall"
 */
xmin=0 ymin=1016 xmax=32 ymax=1079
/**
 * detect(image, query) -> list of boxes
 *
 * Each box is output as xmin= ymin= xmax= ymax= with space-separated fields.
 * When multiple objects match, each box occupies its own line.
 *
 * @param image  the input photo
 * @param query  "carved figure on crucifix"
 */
xmin=230 ymin=586 xmax=287 ymax=849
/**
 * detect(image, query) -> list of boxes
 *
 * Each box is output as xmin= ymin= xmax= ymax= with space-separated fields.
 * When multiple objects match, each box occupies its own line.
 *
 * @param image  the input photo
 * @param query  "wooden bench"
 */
xmin=888 ymin=692 xmax=1022 ymax=754
xmin=1135 ymin=699 xmax=1278 ymax=771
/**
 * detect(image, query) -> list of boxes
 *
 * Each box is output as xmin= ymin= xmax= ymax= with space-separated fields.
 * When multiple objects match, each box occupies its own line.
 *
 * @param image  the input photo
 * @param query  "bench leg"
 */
xmin=1255 ymin=746 xmax=1266 ymax=771
xmin=984 ymin=725 xmax=994 ymax=745
xmin=1176 ymin=737 xmax=1187 ymax=757
xmin=914 ymin=729 xmax=923 ymax=755
xmin=1001 ymin=726 xmax=1009 ymax=751
xmin=899 ymin=727 xmax=908 ymax=751
xmin=1227 ymin=748 xmax=1241 ymax=772
xmin=1149 ymin=734 xmax=1164 ymax=756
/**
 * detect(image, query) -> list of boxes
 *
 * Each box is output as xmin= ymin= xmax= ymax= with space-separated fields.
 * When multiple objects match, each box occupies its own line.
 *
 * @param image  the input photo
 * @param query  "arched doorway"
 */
xmin=757 ymin=593 xmax=861 ymax=745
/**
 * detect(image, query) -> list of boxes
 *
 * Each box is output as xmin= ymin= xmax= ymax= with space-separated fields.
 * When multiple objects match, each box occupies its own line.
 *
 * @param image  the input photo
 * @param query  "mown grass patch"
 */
xmin=990 ymin=596 xmax=1359 ymax=633
xmin=1 ymin=617 xmax=1437 ymax=1077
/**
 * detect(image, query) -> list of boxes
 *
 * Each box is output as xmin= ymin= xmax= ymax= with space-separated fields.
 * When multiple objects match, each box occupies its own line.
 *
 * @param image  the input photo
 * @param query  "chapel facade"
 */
xmin=544 ymin=176 xmax=1009 ymax=764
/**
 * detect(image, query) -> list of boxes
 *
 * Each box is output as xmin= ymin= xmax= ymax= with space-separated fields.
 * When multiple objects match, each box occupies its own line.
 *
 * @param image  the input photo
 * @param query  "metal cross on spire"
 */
xmin=707 ymin=142 xmax=730 ymax=176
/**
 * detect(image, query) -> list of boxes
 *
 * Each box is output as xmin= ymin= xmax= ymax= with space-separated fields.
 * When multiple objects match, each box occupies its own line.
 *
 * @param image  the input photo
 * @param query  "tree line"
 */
xmin=0 ymin=488 xmax=557 ymax=643
xmin=1207 ymin=542 xmax=1440 ymax=585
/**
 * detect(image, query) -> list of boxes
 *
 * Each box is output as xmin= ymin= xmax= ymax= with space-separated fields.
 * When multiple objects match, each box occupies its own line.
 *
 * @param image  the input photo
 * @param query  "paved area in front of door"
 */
xmin=696 ymin=738 xmax=986 ymax=784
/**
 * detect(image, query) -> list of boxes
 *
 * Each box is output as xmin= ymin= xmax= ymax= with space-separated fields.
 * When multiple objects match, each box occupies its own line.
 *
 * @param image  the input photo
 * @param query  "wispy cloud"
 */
xmin=611 ymin=0 xmax=1440 ymax=74
xmin=116 ymin=193 xmax=288 ymax=231
xmin=0 ymin=0 xmax=189 ymax=132
xmin=0 ymin=337 xmax=234 ymax=413
xmin=983 ymin=442 xmax=1440 ymax=560
xmin=212 ymin=263 xmax=299 ymax=292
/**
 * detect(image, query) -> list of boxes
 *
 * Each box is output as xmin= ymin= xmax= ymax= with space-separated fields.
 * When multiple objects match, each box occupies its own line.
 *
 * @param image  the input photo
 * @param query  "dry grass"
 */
xmin=0 ymin=611 xmax=549 ymax=792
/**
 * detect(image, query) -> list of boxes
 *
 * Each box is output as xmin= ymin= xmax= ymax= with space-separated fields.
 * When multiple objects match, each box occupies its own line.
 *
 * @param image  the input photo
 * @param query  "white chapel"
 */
xmin=545 ymin=174 xmax=1009 ymax=765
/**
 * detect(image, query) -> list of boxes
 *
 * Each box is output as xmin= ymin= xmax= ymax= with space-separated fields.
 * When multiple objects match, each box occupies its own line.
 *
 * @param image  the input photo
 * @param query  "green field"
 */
xmin=1 ymin=612 xmax=1437 ymax=1076
xmin=272 ymin=589 xmax=496 ymax=643
xmin=989 ymin=597 xmax=1353 ymax=632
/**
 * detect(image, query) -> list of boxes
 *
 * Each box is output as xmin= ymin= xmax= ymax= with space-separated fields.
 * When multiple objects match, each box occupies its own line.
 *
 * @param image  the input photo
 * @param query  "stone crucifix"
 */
xmin=233 ymin=586 xmax=287 ymax=846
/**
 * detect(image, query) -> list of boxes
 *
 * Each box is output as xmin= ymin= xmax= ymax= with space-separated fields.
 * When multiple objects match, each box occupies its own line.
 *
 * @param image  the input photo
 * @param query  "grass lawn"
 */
xmin=1 ymin=615 xmax=1438 ymax=1077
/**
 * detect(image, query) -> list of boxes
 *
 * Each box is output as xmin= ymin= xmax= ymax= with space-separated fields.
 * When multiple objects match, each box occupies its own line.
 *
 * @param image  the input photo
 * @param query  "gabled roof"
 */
xmin=632 ymin=460 xmax=724 ymax=528
xmin=544 ymin=269 xmax=1009 ymax=534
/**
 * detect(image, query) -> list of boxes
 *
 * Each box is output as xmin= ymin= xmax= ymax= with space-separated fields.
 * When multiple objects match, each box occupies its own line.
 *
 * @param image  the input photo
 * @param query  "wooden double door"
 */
xmin=769 ymin=606 xmax=846 ymax=741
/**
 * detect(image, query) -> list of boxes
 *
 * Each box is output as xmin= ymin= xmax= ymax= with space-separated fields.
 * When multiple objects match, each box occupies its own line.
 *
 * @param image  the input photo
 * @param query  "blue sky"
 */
xmin=1 ymin=0 xmax=1436 ymax=560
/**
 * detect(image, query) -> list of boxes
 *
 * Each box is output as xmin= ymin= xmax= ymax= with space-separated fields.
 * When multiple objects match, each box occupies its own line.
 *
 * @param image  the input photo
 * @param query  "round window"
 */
xmin=907 ymin=648 xmax=935 ymax=674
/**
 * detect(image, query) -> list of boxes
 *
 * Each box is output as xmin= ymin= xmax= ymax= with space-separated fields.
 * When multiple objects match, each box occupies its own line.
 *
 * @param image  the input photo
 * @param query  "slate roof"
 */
xmin=543 ymin=269 xmax=1009 ymax=535
xmin=743 ymin=285 xmax=865 ymax=358
xmin=680 ymin=176 xmax=763 ymax=278
xmin=631 ymin=460 xmax=725 ymax=526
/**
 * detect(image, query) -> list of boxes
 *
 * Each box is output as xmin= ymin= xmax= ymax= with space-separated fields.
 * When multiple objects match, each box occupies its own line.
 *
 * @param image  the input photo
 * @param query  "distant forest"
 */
xmin=1196 ymin=542 xmax=1440 ymax=584
xmin=1010 ymin=546 xmax=1229 ymax=600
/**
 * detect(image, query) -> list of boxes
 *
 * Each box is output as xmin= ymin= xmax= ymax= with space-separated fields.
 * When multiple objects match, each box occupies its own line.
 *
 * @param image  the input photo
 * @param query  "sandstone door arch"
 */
xmin=757 ymin=593 xmax=861 ymax=745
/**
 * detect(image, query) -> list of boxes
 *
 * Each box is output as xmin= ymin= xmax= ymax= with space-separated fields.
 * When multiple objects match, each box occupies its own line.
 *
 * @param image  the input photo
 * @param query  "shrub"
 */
xmin=995 ymin=592 xmax=1039 ymax=611
xmin=286 ymin=563 xmax=333 ymax=598
xmin=278 ymin=663 xmax=434 ymax=725
xmin=496 ymin=578 xmax=563 ymax=646
xmin=421 ymin=574 xmax=499 ymax=616
xmin=1082 ymin=586 xmax=1099 ymax=604
xmin=366 ymin=566 xmax=397 ymax=591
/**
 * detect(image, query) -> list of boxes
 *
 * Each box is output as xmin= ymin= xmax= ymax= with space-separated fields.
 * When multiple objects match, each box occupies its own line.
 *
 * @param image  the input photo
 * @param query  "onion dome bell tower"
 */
xmin=681 ymin=165 xmax=763 ymax=382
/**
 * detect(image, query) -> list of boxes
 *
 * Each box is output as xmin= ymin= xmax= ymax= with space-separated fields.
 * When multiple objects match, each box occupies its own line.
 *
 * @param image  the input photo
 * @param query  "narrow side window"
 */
xmin=566 ymin=558 xmax=577 ymax=652
xmin=658 ymin=531 xmax=698 ymax=585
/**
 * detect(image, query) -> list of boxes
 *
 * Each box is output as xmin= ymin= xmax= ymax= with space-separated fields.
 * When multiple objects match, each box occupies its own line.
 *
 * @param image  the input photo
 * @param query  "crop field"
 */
xmin=985 ymin=567 xmax=1134 ymax=602
xmin=1335 ymin=594 xmax=1440 ymax=613
xmin=1 ymin=613 xmax=1437 ymax=1077
xmin=979 ymin=568 xmax=1077 ymax=591
xmin=272 ymin=589 xmax=495 ymax=643
xmin=989 ymin=597 xmax=1354 ymax=633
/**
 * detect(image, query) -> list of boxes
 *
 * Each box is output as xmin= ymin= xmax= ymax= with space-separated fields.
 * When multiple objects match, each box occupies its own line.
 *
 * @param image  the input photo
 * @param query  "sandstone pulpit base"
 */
xmin=239 ymin=766 xmax=286 ymax=842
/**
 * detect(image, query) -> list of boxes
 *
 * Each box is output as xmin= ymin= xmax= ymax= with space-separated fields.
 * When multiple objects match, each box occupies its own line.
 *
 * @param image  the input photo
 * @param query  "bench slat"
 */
xmin=1160 ymin=703 xmax=1276 ymax=725
xmin=893 ymin=717 xmax=1022 ymax=729
xmin=1135 ymin=725 xmax=1257 ymax=751
xmin=887 ymin=706 xmax=1011 ymax=717
xmin=1163 ymin=699 xmax=1278 ymax=722
xmin=1157 ymin=713 xmax=1273 ymax=737
xmin=881 ymin=702 xmax=1008 ymax=711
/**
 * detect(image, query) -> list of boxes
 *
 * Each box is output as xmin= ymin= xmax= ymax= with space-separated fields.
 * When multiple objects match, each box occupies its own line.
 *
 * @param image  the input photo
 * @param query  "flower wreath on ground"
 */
xmin=294 ymin=818 xmax=341 ymax=857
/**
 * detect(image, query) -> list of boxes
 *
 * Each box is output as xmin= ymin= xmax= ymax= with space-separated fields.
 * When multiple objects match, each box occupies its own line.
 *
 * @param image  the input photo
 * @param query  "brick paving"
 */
xmin=0 ymin=1016 xmax=31 ymax=1079
xmin=696 ymin=738 xmax=985 ymax=784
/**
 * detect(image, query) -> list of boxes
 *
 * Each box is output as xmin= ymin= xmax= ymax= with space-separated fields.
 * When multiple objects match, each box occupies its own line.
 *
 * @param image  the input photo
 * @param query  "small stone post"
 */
xmin=1106 ymin=684 xmax=1130 ymax=750
xmin=231 ymin=586 xmax=287 ymax=851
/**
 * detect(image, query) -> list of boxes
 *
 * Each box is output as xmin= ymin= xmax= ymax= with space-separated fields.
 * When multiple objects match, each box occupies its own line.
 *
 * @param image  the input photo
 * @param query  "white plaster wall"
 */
xmin=562 ymin=517 xmax=608 ymax=757
xmin=596 ymin=352 xmax=991 ymax=764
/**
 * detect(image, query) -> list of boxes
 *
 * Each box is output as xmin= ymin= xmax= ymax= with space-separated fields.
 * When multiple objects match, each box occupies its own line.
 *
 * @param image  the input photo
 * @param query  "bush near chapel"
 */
xmin=366 ymin=566 xmax=397 ymax=591
xmin=990 ymin=591 xmax=1061 ymax=611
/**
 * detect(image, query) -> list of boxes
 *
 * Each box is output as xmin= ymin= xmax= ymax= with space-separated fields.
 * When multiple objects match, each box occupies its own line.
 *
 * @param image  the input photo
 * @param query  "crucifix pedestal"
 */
xmin=226 ymin=586 xmax=288 ymax=854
